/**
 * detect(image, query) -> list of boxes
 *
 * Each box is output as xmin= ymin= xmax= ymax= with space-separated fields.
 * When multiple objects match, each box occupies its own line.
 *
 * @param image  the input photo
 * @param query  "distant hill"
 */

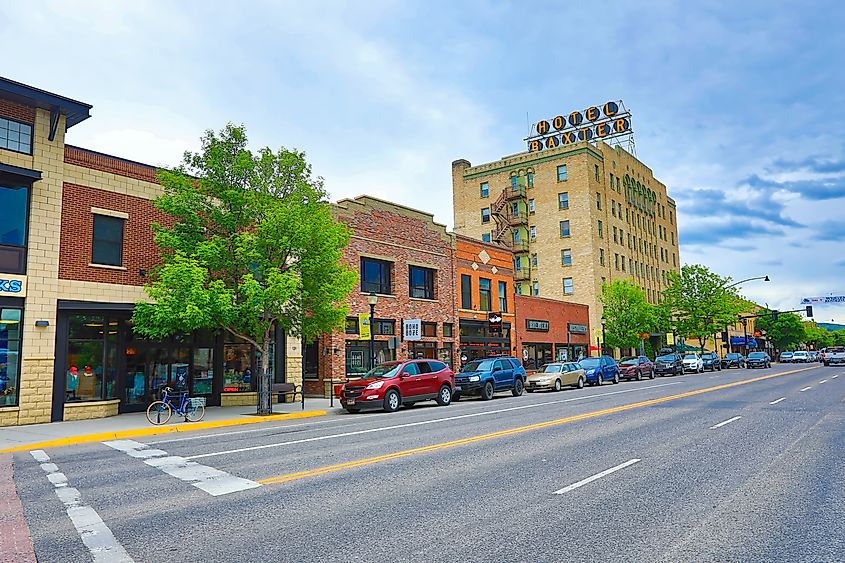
xmin=818 ymin=322 xmax=845 ymax=332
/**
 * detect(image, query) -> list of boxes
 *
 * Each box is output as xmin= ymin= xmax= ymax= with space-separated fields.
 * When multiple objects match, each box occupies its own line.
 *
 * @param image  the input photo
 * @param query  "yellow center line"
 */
xmin=258 ymin=366 xmax=816 ymax=485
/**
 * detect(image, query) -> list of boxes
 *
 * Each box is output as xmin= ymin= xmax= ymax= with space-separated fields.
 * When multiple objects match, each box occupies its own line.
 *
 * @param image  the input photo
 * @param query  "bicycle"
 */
xmin=145 ymin=386 xmax=206 ymax=425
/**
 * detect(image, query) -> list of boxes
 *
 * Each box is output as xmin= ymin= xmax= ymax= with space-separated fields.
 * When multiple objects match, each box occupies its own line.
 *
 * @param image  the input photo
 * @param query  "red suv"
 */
xmin=339 ymin=359 xmax=455 ymax=413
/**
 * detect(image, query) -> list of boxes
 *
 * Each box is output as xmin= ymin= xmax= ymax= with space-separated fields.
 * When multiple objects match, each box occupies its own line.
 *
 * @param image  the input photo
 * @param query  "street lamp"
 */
xmin=726 ymin=275 xmax=770 ymax=289
xmin=725 ymin=275 xmax=769 ymax=354
xmin=600 ymin=316 xmax=607 ymax=358
xmin=367 ymin=292 xmax=378 ymax=370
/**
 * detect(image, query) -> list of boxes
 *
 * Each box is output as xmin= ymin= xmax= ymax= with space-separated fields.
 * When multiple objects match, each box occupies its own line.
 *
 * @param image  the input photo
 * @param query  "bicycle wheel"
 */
xmin=185 ymin=404 xmax=205 ymax=422
xmin=146 ymin=401 xmax=172 ymax=425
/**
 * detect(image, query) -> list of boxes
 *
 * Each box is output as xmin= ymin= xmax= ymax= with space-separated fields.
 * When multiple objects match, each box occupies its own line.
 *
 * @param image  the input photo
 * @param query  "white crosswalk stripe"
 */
xmin=103 ymin=440 xmax=260 ymax=496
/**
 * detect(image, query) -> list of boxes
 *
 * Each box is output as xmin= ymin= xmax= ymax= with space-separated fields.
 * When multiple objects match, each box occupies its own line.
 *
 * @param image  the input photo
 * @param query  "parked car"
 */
xmin=340 ymin=359 xmax=455 ymax=413
xmin=791 ymin=351 xmax=810 ymax=363
xmin=779 ymin=351 xmax=794 ymax=363
xmin=578 ymin=356 xmax=620 ymax=386
xmin=454 ymin=357 xmax=526 ymax=401
xmin=682 ymin=353 xmax=704 ymax=373
xmin=823 ymin=346 xmax=845 ymax=366
xmin=654 ymin=353 xmax=684 ymax=376
xmin=721 ymin=353 xmax=746 ymax=369
xmin=746 ymin=351 xmax=771 ymax=368
xmin=701 ymin=352 xmax=722 ymax=372
xmin=526 ymin=362 xmax=586 ymax=391
xmin=618 ymin=356 xmax=655 ymax=381
xmin=808 ymin=351 xmax=819 ymax=362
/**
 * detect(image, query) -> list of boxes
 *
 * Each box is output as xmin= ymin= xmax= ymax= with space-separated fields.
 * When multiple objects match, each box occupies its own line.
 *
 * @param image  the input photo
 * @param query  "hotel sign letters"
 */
xmin=0 ymin=274 xmax=26 ymax=298
xmin=525 ymin=100 xmax=632 ymax=152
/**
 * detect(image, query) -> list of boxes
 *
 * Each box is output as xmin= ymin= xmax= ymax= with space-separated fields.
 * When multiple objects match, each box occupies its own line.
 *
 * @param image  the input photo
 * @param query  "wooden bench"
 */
xmin=271 ymin=383 xmax=304 ymax=410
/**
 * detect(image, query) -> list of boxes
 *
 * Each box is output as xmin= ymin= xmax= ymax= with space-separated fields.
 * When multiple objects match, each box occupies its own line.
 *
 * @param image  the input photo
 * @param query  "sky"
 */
xmin=3 ymin=0 xmax=845 ymax=320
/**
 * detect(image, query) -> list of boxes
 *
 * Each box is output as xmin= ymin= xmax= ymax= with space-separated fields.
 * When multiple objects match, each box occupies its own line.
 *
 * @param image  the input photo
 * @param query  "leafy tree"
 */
xmin=133 ymin=125 xmax=357 ymax=414
xmin=660 ymin=264 xmax=745 ymax=350
xmin=600 ymin=280 xmax=655 ymax=351
xmin=803 ymin=323 xmax=833 ymax=350
xmin=832 ymin=330 xmax=845 ymax=347
xmin=755 ymin=310 xmax=805 ymax=350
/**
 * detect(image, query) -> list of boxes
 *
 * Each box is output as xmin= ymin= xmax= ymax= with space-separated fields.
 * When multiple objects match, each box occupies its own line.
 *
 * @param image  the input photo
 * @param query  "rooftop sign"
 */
xmin=525 ymin=100 xmax=632 ymax=152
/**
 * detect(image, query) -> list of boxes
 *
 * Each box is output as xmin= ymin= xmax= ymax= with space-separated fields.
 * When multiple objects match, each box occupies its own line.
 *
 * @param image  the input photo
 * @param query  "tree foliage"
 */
xmin=755 ymin=310 xmax=805 ymax=350
xmin=600 ymin=280 xmax=655 ymax=350
xmin=133 ymin=124 xmax=356 ymax=413
xmin=660 ymin=264 xmax=745 ymax=348
xmin=803 ymin=323 xmax=833 ymax=350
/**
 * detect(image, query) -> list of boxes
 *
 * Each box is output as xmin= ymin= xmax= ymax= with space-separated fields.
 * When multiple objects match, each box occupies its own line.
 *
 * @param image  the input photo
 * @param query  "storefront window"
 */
xmin=345 ymin=340 xmax=394 ymax=376
xmin=410 ymin=341 xmax=437 ymax=359
xmin=304 ymin=339 xmax=319 ymax=380
xmin=523 ymin=343 xmax=553 ymax=370
xmin=192 ymin=348 xmax=214 ymax=395
xmin=0 ymin=307 xmax=22 ymax=407
xmin=67 ymin=315 xmax=106 ymax=401
xmin=223 ymin=342 xmax=254 ymax=393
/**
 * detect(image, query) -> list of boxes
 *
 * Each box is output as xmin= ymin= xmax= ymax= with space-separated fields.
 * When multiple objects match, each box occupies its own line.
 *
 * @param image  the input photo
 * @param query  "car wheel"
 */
xmin=481 ymin=381 xmax=495 ymax=401
xmin=649 ymin=370 xmax=655 ymax=380
xmin=595 ymin=374 xmax=603 ymax=386
xmin=636 ymin=370 xmax=643 ymax=381
xmin=383 ymin=389 xmax=401 ymax=413
xmin=436 ymin=385 xmax=452 ymax=406
xmin=553 ymin=379 xmax=562 ymax=392
xmin=612 ymin=372 xmax=620 ymax=384
xmin=512 ymin=378 xmax=524 ymax=397
xmin=576 ymin=376 xmax=585 ymax=389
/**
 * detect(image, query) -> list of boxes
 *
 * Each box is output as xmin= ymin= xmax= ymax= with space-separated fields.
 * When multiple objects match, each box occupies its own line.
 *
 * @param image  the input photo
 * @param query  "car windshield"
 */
xmin=542 ymin=364 xmax=563 ymax=373
xmin=781 ymin=352 xmax=793 ymax=356
xmin=684 ymin=355 xmax=697 ymax=360
xmin=656 ymin=355 xmax=675 ymax=361
xmin=793 ymin=352 xmax=807 ymax=356
xmin=620 ymin=359 xmax=639 ymax=366
xmin=726 ymin=354 xmax=741 ymax=359
xmin=461 ymin=359 xmax=495 ymax=373
xmin=358 ymin=363 xmax=402 ymax=379
xmin=748 ymin=352 xmax=766 ymax=359
xmin=702 ymin=353 xmax=716 ymax=359
xmin=579 ymin=358 xmax=600 ymax=368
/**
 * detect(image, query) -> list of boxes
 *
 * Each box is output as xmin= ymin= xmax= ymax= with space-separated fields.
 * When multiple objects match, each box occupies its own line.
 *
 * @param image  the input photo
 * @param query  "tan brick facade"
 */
xmin=452 ymin=141 xmax=680 ymax=341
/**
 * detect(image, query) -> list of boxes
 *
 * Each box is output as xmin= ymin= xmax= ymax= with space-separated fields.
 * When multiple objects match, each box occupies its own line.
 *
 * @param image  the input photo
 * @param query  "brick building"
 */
xmin=0 ymin=78 xmax=301 ymax=426
xmin=454 ymin=235 xmax=515 ymax=363
xmin=513 ymin=295 xmax=590 ymax=370
xmin=303 ymin=196 xmax=458 ymax=396
xmin=452 ymin=141 xmax=680 ymax=340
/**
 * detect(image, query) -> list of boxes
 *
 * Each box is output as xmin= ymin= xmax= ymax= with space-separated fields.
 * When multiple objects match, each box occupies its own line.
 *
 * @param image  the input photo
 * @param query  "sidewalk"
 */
xmin=0 ymin=398 xmax=340 ymax=453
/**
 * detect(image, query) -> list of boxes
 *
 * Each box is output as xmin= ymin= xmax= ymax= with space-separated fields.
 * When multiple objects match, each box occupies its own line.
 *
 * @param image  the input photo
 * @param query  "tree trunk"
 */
xmin=257 ymin=339 xmax=272 ymax=416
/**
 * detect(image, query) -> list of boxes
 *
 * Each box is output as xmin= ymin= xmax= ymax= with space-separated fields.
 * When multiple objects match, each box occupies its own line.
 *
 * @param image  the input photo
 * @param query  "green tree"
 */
xmin=133 ymin=125 xmax=357 ymax=415
xmin=755 ymin=310 xmax=805 ymax=350
xmin=832 ymin=330 xmax=845 ymax=347
xmin=803 ymin=323 xmax=833 ymax=350
xmin=600 ymin=280 xmax=655 ymax=351
xmin=660 ymin=264 xmax=745 ymax=350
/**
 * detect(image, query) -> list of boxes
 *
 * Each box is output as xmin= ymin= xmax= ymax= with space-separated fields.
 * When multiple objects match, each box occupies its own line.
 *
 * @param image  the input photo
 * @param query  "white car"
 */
xmin=791 ymin=351 xmax=810 ymax=363
xmin=682 ymin=353 xmax=704 ymax=373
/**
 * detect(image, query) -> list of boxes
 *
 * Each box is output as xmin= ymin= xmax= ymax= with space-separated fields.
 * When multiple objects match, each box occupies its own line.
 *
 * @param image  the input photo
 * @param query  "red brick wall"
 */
xmin=58 ymin=183 xmax=172 ymax=285
xmin=514 ymin=295 xmax=590 ymax=348
xmin=64 ymin=146 xmax=160 ymax=183
xmin=0 ymin=98 xmax=35 ymax=124
xmin=305 ymin=200 xmax=459 ymax=395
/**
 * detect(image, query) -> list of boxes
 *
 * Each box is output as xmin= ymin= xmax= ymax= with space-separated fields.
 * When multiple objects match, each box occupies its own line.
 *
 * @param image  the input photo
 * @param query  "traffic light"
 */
xmin=772 ymin=310 xmax=779 ymax=321
xmin=721 ymin=331 xmax=728 ymax=342
xmin=806 ymin=305 xmax=813 ymax=317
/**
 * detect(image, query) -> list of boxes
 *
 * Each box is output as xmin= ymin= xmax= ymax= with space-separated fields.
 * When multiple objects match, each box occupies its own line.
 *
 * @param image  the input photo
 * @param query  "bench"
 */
xmin=271 ymin=383 xmax=304 ymax=410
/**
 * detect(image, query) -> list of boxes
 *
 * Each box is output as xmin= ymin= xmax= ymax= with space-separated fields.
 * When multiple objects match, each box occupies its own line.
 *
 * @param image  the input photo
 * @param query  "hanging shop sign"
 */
xmin=488 ymin=312 xmax=502 ymax=334
xmin=525 ymin=100 xmax=633 ymax=152
xmin=358 ymin=314 xmax=372 ymax=340
xmin=403 ymin=319 xmax=421 ymax=341
xmin=568 ymin=323 xmax=588 ymax=334
xmin=0 ymin=274 xmax=26 ymax=298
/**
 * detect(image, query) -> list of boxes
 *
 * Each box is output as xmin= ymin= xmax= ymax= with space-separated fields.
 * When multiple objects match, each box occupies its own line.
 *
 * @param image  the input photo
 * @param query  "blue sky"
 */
xmin=3 ymin=1 xmax=845 ymax=319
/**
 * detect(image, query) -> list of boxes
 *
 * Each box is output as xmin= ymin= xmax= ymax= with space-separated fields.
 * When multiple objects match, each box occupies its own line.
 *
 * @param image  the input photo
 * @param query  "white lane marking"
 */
xmin=833 ymin=374 xmax=839 ymax=379
xmin=156 ymin=381 xmax=685 ymax=447
xmin=710 ymin=416 xmax=742 ymax=429
xmin=819 ymin=379 xmax=828 ymax=384
xmin=800 ymin=386 xmax=812 ymax=392
xmin=30 ymin=450 xmax=134 ymax=562
xmin=187 ymin=382 xmax=685 ymax=460
xmin=553 ymin=459 xmax=641 ymax=494
xmin=103 ymin=440 xmax=260 ymax=496
xmin=769 ymin=397 xmax=786 ymax=405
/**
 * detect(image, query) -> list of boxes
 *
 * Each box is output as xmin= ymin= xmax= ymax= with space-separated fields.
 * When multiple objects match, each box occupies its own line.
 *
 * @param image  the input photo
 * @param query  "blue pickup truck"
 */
xmin=454 ymin=357 xmax=526 ymax=401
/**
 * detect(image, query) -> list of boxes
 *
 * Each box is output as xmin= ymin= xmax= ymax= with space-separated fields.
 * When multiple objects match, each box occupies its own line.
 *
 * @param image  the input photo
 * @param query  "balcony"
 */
xmin=508 ymin=209 xmax=528 ymax=226
xmin=514 ymin=266 xmax=531 ymax=281
xmin=505 ymin=185 xmax=526 ymax=200
xmin=509 ymin=239 xmax=529 ymax=253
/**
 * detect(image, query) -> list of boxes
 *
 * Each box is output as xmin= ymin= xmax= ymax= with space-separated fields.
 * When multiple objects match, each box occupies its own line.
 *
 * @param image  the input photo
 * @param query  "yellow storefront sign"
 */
xmin=665 ymin=332 xmax=675 ymax=346
xmin=358 ymin=314 xmax=371 ymax=339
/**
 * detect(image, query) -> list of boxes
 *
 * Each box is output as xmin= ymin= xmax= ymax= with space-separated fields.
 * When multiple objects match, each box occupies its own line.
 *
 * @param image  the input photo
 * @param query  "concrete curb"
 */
xmin=0 ymin=409 xmax=328 ymax=453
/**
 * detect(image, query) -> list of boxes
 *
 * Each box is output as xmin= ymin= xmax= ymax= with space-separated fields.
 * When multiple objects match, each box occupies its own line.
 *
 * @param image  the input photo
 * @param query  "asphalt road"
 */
xmin=11 ymin=362 xmax=845 ymax=562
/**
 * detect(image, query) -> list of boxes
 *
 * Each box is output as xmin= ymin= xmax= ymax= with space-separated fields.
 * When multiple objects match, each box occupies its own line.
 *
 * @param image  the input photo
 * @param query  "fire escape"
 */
xmin=491 ymin=177 xmax=530 ymax=281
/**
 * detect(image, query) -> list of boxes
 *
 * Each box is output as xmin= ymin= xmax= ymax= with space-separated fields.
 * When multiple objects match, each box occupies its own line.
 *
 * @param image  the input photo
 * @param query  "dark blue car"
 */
xmin=578 ymin=356 xmax=620 ymax=386
xmin=454 ymin=357 xmax=526 ymax=401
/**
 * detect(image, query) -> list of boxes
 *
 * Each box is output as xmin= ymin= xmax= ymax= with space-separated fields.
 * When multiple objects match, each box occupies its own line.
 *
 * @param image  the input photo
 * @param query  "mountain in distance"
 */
xmin=817 ymin=322 xmax=845 ymax=332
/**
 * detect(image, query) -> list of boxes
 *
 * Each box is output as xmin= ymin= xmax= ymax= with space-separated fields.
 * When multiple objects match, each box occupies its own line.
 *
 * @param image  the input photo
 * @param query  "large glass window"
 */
xmin=0 ymin=184 xmax=29 ymax=248
xmin=480 ymin=182 xmax=489 ymax=198
xmin=557 ymin=165 xmax=567 ymax=182
xmin=482 ymin=233 xmax=491 ymax=243
xmin=0 ymin=307 xmax=22 ymax=407
xmin=563 ymin=277 xmax=574 ymax=294
xmin=0 ymin=117 xmax=33 ymax=154
xmin=461 ymin=274 xmax=472 ymax=309
xmin=92 ymin=215 xmax=125 ymax=266
xmin=562 ymin=249 xmax=572 ymax=266
xmin=66 ymin=315 xmax=106 ymax=402
xmin=560 ymin=220 xmax=570 ymax=238
xmin=409 ymin=265 xmax=435 ymax=300
xmin=498 ymin=281 xmax=508 ymax=312
xmin=361 ymin=257 xmax=392 ymax=294
xmin=223 ymin=342 xmax=254 ymax=393
xmin=558 ymin=192 xmax=569 ymax=209
xmin=479 ymin=278 xmax=491 ymax=311
xmin=481 ymin=207 xmax=490 ymax=223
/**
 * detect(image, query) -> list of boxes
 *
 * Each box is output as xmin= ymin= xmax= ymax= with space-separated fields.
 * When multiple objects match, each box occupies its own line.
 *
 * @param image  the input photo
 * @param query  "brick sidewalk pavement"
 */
xmin=0 ymin=453 xmax=37 ymax=562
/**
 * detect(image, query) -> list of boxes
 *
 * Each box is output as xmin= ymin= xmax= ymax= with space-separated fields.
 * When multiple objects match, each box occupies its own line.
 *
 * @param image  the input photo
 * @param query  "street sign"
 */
xmin=801 ymin=295 xmax=845 ymax=304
